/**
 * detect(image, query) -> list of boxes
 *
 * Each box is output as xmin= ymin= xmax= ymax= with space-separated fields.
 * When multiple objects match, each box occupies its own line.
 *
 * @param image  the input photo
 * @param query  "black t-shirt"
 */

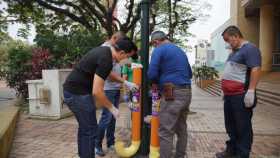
xmin=63 ymin=46 xmax=113 ymax=94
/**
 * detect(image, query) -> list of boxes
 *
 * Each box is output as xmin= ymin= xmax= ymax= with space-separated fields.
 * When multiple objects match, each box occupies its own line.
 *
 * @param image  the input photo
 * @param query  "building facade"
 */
xmin=210 ymin=19 xmax=233 ymax=72
xmin=210 ymin=0 xmax=280 ymax=72
xmin=194 ymin=39 xmax=212 ymax=67
xmin=234 ymin=0 xmax=280 ymax=72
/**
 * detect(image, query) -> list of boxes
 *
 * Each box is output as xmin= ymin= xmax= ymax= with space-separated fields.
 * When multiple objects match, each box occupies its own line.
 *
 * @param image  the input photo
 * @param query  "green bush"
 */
xmin=3 ymin=43 xmax=32 ymax=98
xmin=0 ymin=34 xmax=15 ymax=79
xmin=1 ymin=27 xmax=105 ymax=98
xmin=2 ymin=46 xmax=53 ymax=98
xmin=34 ymin=28 xmax=105 ymax=68
xmin=193 ymin=65 xmax=219 ymax=81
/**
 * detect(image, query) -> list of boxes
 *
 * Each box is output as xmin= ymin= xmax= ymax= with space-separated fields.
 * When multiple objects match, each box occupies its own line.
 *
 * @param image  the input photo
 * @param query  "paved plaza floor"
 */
xmin=9 ymin=86 xmax=280 ymax=158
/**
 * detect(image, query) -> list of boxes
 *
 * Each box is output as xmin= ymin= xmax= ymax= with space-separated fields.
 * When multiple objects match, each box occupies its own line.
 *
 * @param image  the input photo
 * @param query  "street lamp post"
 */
xmin=138 ymin=0 xmax=151 ymax=156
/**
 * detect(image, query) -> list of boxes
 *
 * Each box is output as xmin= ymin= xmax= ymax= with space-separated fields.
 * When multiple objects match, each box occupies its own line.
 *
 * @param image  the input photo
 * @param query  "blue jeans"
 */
xmin=95 ymin=90 xmax=120 ymax=149
xmin=224 ymin=94 xmax=256 ymax=158
xmin=64 ymin=90 xmax=97 ymax=158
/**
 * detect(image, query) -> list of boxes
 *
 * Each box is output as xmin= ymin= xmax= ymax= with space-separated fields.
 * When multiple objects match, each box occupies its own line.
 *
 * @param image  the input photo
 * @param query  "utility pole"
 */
xmin=138 ymin=0 xmax=150 ymax=156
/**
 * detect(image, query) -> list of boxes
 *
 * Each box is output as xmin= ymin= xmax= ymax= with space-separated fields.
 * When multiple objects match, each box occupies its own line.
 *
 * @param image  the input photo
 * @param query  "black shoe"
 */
xmin=95 ymin=147 xmax=105 ymax=157
xmin=215 ymin=150 xmax=236 ymax=158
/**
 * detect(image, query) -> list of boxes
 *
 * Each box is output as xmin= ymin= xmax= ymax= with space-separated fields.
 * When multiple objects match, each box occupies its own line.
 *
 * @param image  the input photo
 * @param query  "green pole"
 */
xmin=139 ymin=0 xmax=150 ymax=156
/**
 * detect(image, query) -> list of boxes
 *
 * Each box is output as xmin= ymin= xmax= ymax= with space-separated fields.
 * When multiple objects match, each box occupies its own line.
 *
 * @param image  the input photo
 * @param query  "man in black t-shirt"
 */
xmin=63 ymin=39 xmax=138 ymax=158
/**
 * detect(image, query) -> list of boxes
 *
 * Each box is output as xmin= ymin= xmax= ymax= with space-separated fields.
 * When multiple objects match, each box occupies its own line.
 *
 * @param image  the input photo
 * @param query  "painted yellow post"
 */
xmin=115 ymin=65 xmax=142 ymax=157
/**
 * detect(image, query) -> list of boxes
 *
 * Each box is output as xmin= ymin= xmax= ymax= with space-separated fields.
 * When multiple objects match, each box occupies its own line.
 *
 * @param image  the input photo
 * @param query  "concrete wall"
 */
xmin=236 ymin=1 xmax=260 ymax=47
xmin=230 ymin=0 xmax=238 ymax=25
xmin=0 ymin=104 xmax=20 ymax=158
xmin=26 ymin=69 xmax=72 ymax=120
xmin=212 ymin=0 xmax=279 ymax=73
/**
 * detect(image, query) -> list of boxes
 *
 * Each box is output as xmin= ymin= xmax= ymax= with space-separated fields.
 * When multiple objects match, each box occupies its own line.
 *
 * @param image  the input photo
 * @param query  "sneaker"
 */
xmin=95 ymin=148 xmax=105 ymax=157
xmin=215 ymin=150 xmax=236 ymax=158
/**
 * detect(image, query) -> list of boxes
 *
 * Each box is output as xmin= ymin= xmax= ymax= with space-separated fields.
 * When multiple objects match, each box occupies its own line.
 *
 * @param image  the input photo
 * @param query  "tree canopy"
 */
xmin=1 ymin=0 xmax=210 ymax=44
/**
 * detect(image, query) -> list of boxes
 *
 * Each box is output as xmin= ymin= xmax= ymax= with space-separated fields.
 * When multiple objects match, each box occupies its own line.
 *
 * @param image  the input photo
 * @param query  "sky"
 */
xmin=4 ymin=0 xmax=230 ymax=64
xmin=189 ymin=0 xmax=230 ymax=41
xmin=187 ymin=0 xmax=230 ymax=65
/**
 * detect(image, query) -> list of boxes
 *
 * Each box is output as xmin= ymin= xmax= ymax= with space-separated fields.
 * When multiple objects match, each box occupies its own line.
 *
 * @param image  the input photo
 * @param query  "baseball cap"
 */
xmin=150 ymin=31 xmax=167 ymax=41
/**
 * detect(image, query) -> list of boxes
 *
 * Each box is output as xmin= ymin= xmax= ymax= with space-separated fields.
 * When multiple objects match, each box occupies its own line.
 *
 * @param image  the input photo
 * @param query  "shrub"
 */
xmin=2 ymin=27 xmax=105 ymax=98
xmin=29 ymin=48 xmax=53 ymax=80
xmin=2 ymin=44 xmax=54 ymax=98
xmin=3 ymin=44 xmax=32 ymax=98
xmin=193 ymin=65 xmax=219 ymax=81
xmin=34 ymin=28 xmax=105 ymax=68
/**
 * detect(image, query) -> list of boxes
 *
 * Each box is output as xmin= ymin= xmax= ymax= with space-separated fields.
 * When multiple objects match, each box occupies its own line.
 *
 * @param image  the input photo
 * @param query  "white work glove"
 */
xmin=244 ymin=89 xmax=255 ymax=108
xmin=127 ymin=102 xmax=134 ymax=110
xmin=124 ymin=80 xmax=139 ymax=92
xmin=144 ymin=115 xmax=152 ymax=124
xmin=108 ymin=105 xmax=120 ymax=119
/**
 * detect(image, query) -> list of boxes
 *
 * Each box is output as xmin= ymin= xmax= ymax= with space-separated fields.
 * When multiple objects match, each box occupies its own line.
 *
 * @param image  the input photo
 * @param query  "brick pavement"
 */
xmin=9 ymin=86 xmax=280 ymax=158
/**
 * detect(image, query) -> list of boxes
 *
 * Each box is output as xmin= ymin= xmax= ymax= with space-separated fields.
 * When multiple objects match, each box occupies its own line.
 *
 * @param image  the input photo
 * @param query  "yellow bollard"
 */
xmin=149 ymin=88 xmax=160 ymax=158
xmin=115 ymin=66 xmax=142 ymax=158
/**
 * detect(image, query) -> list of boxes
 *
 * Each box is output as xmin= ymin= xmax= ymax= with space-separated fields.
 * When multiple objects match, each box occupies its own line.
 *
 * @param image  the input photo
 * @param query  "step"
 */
xmin=256 ymin=88 xmax=280 ymax=97
xmin=208 ymin=84 xmax=222 ymax=92
xmin=206 ymin=86 xmax=221 ymax=96
xmin=211 ymin=83 xmax=221 ymax=90
xmin=208 ymin=84 xmax=221 ymax=93
xmin=257 ymin=95 xmax=280 ymax=106
xmin=257 ymin=99 xmax=277 ymax=107
xmin=257 ymin=97 xmax=279 ymax=107
xmin=205 ymin=89 xmax=218 ymax=96
xmin=205 ymin=88 xmax=220 ymax=96
xmin=256 ymin=90 xmax=280 ymax=102
xmin=204 ymin=86 xmax=217 ymax=94
xmin=214 ymin=81 xmax=221 ymax=85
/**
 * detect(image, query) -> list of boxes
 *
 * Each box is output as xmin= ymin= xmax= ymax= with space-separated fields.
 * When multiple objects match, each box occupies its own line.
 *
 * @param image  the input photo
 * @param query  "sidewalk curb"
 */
xmin=0 ymin=99 xmax=20 ymax=158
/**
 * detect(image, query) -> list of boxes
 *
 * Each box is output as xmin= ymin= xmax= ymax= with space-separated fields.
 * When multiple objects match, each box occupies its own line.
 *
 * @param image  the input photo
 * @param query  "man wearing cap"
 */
xmin=148 ymin=31 xmax=192 ymax=158
xmin=95 ymin=32 xmax=138 ymax=156
xmin=63 ymin=38 xmax=138 ymax=158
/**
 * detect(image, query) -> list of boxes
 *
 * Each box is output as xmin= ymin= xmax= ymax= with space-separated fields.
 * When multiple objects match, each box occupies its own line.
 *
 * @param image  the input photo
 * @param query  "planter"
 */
xmin=199 ymin=79 xmax=215 ymax=89
xmin=192 ymin=65 xmax=219 ymax=89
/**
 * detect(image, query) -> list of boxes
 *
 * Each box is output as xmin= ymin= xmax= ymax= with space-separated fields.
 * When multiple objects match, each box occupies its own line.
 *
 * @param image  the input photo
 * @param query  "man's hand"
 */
xmin=124 ymin=80 xmax=139 ymax=92
xmin=109 ymin=105 xmax=120 ymax=119
xmin=244 ymin=89 xmax=255 ymax=108
xmin=127 ymin=102 xmax=134 ymax=110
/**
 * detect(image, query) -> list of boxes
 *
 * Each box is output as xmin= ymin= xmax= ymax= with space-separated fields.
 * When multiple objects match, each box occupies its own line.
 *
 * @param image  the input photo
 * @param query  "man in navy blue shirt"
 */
xmin=148 ymin=31 xmax=192 ymax=158
xmin=216 ymin=26 xmax=261 ymax=158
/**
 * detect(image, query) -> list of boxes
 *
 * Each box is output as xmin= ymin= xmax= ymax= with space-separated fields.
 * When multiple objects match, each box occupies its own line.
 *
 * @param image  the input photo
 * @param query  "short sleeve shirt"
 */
xmin=221 ymin=42 xmax=261 ymax=95
xmin=63 ymin=46 xmax=113 ymax=94
xmin=101 ymin=42 xmax=122 ymax=90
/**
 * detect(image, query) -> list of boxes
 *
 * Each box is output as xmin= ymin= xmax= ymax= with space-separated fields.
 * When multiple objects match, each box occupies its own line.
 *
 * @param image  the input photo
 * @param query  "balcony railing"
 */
xmin=272 ymin=51 xmax=280 ymax=66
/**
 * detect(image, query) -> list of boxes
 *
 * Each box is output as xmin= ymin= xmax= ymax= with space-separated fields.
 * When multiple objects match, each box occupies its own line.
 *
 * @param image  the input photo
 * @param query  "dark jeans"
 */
xmin=95 ymin=90 xmax=120 ymax=149
xmin=224 ymin=94 xmax=256 ymax=158
xmin=64 ymin=90 xmax=97 ymax=158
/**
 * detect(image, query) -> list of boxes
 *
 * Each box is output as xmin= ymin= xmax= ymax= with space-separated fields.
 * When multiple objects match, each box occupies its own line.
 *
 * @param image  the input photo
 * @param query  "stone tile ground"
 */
xmin=9 ymin=86 xmax=280 ymax=158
